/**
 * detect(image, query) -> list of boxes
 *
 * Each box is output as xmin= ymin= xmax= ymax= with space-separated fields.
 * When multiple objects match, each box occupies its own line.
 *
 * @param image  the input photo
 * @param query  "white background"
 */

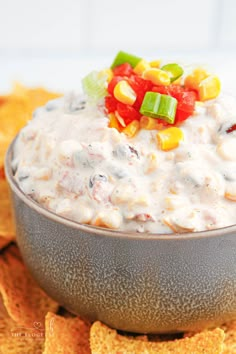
xmin=1 ymin=0 xmax=236 ymax=92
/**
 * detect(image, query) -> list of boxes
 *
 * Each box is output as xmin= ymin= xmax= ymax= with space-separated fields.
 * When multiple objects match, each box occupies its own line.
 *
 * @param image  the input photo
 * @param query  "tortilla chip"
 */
xmin=90 ymin=321 xmax=225 ymax=354
xmin=0 ymin=317 xmax=43 ymax=354
xmin=0 ymin=295 xmax=9 ymax=320
xmin=0 ymin=238 xmax=12 ymax=251
xmin=43 ymin=312 xmax=91 ymax=354
xmin=0 ymin=96 xmax=8 ymax=107
xmin=0 ymin=244 xmax=59 ymax=328
xmin=0 ymin=179 xmax=15 ymax=244
xmin=0 ymin=166 xmax=5 ymax=180
xmin=221 ymin=320 xmax=236 ymax=353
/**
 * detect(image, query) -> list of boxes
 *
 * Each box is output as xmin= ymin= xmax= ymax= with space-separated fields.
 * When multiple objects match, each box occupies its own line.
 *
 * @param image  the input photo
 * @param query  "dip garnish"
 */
xmin=83 ymin=50 xmax=221 ymax=147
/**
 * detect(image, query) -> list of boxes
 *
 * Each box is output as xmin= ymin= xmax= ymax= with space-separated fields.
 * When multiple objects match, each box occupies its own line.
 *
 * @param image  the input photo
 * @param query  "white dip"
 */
xmin=13 ymin=93 xmax=236 ymax=233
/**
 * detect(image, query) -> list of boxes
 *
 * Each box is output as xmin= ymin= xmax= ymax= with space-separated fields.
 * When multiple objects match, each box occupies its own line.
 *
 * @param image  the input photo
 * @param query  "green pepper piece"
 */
xmin=161 ymin=63 xmax=184 ymax=83
xmin=139 ymin=92 xmax=177 ymax=124
xmin=111 ymin=51 xmax=142 ymax=69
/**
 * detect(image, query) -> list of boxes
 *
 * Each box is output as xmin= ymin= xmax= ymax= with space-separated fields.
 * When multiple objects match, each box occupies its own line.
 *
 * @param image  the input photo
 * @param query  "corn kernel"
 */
xmin=172 ymin=77 xmax=182 ymax=85
xmin=198 ymin=75 xmax=221 ymax=101
xmin=114 ymin=80 xmax=137 ymax=105
xmin=140 ymin=116 xmax=163 ymax=130
xmin=184 ymin=68 xmax=209 ymax=90
xmin=123 ymin=120 xmax=140 ymax=138
xmin=108 ymin=113 xmax=123 ymax=131
xmin=149 ymin=59 xmax=161 ymax=68
xmin=98 ymin=68 xmax=113 ymax=83
xmin=157 ymin=127 xmax=184 ymax=151
xmin=143 ymin=68 xmax=170 ymax=86
xmin=133 ymin=59 xmax=150 ymax=75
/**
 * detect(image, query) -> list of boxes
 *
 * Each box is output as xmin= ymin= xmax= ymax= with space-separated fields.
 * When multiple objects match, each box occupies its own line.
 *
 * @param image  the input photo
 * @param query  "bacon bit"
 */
xmin=226 ymin=124 xmax=236 ymax=133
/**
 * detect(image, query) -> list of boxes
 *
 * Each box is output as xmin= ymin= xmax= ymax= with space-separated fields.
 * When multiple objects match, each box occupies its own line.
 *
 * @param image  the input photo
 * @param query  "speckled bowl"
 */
xmin=5 ymin=138 xmax=236 ymax=334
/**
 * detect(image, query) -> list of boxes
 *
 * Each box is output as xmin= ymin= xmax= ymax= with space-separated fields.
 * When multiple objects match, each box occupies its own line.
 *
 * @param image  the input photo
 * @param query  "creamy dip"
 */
xmin=13 ymin=93 xmax=236 ymax=233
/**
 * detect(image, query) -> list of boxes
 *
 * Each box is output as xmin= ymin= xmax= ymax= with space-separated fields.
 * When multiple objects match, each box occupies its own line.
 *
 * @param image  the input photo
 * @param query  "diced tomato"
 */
xmin=174 ymin=109 xmax=191 ymax=124
xmin=113 ymin=63 xmax=133 ymax=77
xmin=105 ymin=96 xmax=118 ymax=113
xmin=152 ymin=85 xmax=170 ymax=95
xmin=116 ymin=102 xmax=141 ymax=125
xmin=128 ymin=75 xmax=153 ymax=110
xmin=177 ymin=91 xmax=196 ymax=113
xmin=153 ymin=84 xmax=185 ymax=97
xmin=107 ymin=76 xmax=123 ymax=96
xmin=168 ymin=84 xmax=185 ymax=97
xmin=129 ymin=75 xmax=153 ymax=93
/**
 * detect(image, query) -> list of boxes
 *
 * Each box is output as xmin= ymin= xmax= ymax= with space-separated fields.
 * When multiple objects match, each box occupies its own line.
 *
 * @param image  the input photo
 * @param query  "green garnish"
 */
xmin=140 ymin=92 xmax=177 ymax=124
xmin=111 ymin=51 xmax=142 ymax=69
xmin=139 ymin=91 xmax=161 ymax=118
xmin=161 ymin=63 xmax=184 ymax=82
xmin=82 ymin=71 xmax=107 ymax=101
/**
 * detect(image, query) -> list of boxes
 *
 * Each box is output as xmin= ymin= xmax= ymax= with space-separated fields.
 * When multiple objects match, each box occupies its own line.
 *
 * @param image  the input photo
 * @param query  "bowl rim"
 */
xmin=5 ymin=136 xmax=236 ymax=241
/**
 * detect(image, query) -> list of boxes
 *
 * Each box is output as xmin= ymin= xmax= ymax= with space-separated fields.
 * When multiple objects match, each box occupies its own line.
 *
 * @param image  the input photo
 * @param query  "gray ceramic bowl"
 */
xmin=5 ymin=138 xmax=236 ymax=334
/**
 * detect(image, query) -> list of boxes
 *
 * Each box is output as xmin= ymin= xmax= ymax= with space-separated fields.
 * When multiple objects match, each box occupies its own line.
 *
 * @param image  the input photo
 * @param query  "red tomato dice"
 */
xmin=116 ymin=102 xmax=141 ymax=125
xmin=152 ymin=85 xmax=170 ymax=95
xmin=175 ymin=109 xmax=191 ymax=124
xmin=105 ymin=96 xmax=118 ymax=113
xmin=177 ymin=91 xmax=196 ymax=113
xmin=107 ymin=76 xmax=123 ymax=96
xmin=128 ymin=75 xmax=153 ymax=110
xmin=113 ymin=63 xmax=133 ymax=77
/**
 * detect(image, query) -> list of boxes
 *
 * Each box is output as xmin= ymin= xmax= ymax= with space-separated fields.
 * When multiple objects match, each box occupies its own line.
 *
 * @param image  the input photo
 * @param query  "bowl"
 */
xmin=5 ymin=137 xmax=236 ymax=334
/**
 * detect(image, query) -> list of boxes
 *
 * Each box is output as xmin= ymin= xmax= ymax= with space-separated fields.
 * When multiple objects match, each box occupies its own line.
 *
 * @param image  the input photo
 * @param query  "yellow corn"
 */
xmin=114 ymin=80 xmax=137 ymax=105
xmin=123 ymin=120 xmax=140 ymax=138
xmin=134 ymin=59 xmax=150 ymax=75
xmin=108 ymin=113 xmax=122 ymax=132
xmin=157 ymin=127 xmax=184 ymax=151
xmin=184 ymin=68 xmax=209 ymax=91
xmin=198 ymin=75 xmax=221 ymax=101
xmin=140 ymin=116 xmax=163 ymax=130
xmin=149 ymin=59 xmax=161 ymax=68
xmin=172 ymin=77 xmax=182 ymax=85
xmin=98 ymin=68 xmax=113 ymax=83
xmin=143 ymin=68 xmax=170 ymax=86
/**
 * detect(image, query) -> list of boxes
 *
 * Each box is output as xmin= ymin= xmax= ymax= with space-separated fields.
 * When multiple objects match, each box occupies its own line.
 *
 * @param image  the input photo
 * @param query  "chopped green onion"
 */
xmin=157 ymin=94 xmax=177 ymax=124
xmin=139 ymin=92 xmax=161 ymax=118
xmin=82 ymin=71 xmax=107 ymax=102
xmin=161 ymin=63 xmax=184 ymax=82
xmin=111 ymin=51 xmax=142 ymax=69
xmin=140 ymin=92 xmax=177 ymax=124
